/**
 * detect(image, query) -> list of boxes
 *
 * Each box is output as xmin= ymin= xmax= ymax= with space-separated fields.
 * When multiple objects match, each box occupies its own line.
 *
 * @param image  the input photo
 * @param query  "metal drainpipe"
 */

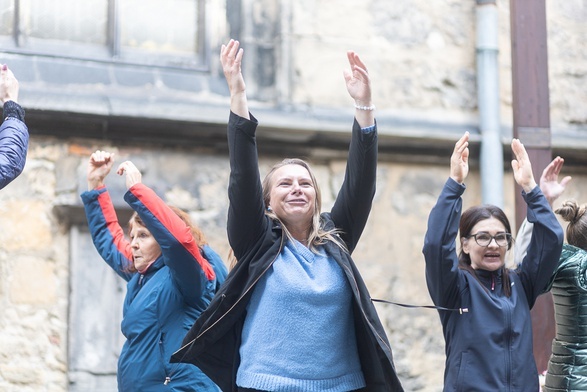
xmin=476 ymin=0 xmax=504 ymax=207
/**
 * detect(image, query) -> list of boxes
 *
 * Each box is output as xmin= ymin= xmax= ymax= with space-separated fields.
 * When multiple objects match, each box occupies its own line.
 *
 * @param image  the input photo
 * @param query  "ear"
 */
xmin=461 ymin=237 xmax=470 ymax=254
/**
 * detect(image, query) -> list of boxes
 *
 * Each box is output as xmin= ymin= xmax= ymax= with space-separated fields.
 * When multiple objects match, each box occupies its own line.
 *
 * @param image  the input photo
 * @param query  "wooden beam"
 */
xmin=510 ymin=0 xmax=553 ymax=375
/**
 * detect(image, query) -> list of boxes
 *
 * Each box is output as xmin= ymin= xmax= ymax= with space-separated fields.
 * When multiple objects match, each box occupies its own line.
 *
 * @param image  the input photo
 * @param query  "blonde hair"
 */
xmin=228 ymin=158 xmax=347 ymax=270
xmin=556 ymin=200 xmax=587 ymax=251
xmin=228 ymin=158 xmax=348 ymax=269
xmin=262 ymin=158 xmax=346 ymax=252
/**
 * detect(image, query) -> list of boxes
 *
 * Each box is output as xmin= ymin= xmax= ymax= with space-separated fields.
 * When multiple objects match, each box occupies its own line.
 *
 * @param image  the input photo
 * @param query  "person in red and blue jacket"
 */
xmin=81 ymin=150 xmax=225 ymax=392
xmin=0 ymin=64 xmax=28 ymax=189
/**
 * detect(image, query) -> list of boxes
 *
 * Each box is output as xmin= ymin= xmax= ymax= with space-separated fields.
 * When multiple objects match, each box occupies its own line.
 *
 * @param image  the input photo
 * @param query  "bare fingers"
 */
xmin=453 ymin=132 xmax=470 ymax=155
xmin=90 ymin=150 xmax=114 ymax=165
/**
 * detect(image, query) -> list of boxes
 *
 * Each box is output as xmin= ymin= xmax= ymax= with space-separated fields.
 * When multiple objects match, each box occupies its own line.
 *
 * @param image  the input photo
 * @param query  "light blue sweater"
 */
xmin=237 ymin=239 xmax=366 ymax=392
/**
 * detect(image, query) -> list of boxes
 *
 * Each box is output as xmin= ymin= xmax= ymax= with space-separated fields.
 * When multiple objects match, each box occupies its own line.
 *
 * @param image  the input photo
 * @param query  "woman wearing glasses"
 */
xmin=422 ymin=131 xmax=564 ymax=391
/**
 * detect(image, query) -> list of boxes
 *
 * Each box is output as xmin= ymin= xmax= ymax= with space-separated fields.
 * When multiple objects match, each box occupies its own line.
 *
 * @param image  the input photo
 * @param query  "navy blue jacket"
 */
xmin=0 ymin=101 xmax=28 ymax=189
xmin=423 ymin=178 xmax=563 ymax=391
xmin=82 ymin=184 xmax=225 ymax=391
xmin=172 ymin=112 xmax=403 ymax=391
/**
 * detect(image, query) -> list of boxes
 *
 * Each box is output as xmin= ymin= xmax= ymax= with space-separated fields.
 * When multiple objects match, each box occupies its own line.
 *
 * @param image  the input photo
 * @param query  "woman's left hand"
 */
xmin=343 ymin=51 xmax=371 ymax=107
xmin=344 ymin=51 xmax=374 ymax=128
xmin=117 ymin=160 xmax=142 ymax=189
xmin=511 ymin=138 xmax=537 ymax=193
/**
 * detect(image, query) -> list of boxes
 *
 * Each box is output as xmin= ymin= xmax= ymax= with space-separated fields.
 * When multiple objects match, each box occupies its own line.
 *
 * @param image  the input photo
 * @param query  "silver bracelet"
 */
xmin=354 ymin=103 xmax=376 ymax=111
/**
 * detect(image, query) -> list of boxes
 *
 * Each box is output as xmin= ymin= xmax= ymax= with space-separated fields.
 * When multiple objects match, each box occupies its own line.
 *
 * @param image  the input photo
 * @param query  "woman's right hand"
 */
xmin=450 ymin=132 xmax=469 ymax=184
xmin=0 ymin=64 xmax=19 ymax=104
xmin=87 ymin=150 xmax=114 ymax=190
xmin=220 ymin=39 xmax=249 ymax=119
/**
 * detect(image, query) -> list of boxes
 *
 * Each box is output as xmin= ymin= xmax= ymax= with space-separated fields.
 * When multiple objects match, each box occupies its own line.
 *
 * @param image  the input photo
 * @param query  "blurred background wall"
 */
xmin=0 ymin=0 xmax=585 ymax=390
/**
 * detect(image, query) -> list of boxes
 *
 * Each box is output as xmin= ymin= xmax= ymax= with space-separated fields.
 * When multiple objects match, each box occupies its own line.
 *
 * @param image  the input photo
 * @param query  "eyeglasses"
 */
xmin=467 ymin=232 xmax=512 ymax=247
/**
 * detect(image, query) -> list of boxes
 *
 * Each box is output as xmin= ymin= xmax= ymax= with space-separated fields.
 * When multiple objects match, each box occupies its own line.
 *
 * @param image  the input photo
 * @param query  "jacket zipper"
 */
xmin=504 ymin=298 xmax=513 ymax=391
xmin=178 ymin=232 xmax=286 ymax=348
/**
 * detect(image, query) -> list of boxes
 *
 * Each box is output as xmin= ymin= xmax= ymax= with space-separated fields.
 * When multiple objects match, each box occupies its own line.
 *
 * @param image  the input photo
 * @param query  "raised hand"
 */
xmin=343 ymin=51 xmax=373 ymax=128
xmin=87 ymin=150 xmax=115 ymax=190
xmin=450 ymin=132 xmax=470 ymax=184
xmin=220 ymin=39 xmax=249 ymax=119
xmin=540 ymin=156 xmax=572 ymax=206
xmin=117 ymin=160 xmax=142 ymax=189
xmin=343 ymin=51 xmax=371 ymax=106
xmin=0 ymin=64 xmax=19 ymax=104
xmin=511 ymin=139 xmax=537 ymax=193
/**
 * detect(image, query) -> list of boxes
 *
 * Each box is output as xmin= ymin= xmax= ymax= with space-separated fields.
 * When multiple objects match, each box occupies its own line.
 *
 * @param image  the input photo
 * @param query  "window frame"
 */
xmin=0 ymin=0 xmax=209 ymax=71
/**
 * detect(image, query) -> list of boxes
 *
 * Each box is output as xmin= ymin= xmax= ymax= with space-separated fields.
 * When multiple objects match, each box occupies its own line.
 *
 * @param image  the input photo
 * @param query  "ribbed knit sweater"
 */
xmin=237 ymin=239 xmax=365 ymax=392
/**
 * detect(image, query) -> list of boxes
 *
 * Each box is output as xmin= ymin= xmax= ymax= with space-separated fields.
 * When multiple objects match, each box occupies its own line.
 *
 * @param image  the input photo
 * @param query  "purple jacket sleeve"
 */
xmin=0 ymin=102 xmax=28 ymax=189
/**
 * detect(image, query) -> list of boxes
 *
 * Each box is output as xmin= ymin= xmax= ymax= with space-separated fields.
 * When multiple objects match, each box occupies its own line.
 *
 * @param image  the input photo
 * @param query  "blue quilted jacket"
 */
xmin=0 ymin=101 xmax=28 ymax=189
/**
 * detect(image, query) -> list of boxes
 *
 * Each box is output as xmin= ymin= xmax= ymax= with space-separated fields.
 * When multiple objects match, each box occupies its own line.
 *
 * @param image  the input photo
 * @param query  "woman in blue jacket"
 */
xmin=172 ymin=39 xmax=403 ymax=391
xmin=0 ymin=64 xmax=28 ymax=189
xmin=81 ymin=150 xmax=225 ymax=391
xmin=423 ymin=132 xmax=564 ymax=391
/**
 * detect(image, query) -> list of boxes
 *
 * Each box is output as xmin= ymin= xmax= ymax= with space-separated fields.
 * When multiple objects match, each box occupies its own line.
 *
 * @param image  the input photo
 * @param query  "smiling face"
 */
xmin=462 ymin=217 xmax=508 ymax=271
xmin=129 ymin=221 xmax=162 ymax=273
xmin=267 ymin=163 xmax=317 ymax=230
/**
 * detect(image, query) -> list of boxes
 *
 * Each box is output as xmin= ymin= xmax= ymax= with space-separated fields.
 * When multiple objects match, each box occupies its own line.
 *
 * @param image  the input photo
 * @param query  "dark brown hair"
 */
xmin=458 ymin=204 xmax=513 ymax=297
xmin=556 ymin=200 xmax=587 ymax=251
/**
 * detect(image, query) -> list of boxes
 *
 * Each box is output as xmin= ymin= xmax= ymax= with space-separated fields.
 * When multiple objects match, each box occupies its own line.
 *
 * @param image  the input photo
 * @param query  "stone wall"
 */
xmin=1 ymin=135 xmax=587 ymax=391
xmin=0 ymin=0 xmax=585 ymax=391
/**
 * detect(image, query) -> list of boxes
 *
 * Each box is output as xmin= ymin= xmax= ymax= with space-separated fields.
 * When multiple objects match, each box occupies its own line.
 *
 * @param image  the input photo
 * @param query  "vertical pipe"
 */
xmin=476 ymin=0 xmax=503 ymax=207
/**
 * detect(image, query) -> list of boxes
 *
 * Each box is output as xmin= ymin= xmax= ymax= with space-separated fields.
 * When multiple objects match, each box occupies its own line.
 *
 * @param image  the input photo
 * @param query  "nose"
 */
xmin=131 ymin=238 xmax=139 ymax=248
xmin=487 ymin=237 xmax=499 ymax=247
xmin=291 ymin=182 xmax=302 ymax=194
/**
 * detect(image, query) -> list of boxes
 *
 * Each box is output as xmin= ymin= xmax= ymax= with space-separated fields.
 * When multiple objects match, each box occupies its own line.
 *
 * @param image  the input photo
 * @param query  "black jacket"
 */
xmin=172 ymin=112 xmax=403 ymax=391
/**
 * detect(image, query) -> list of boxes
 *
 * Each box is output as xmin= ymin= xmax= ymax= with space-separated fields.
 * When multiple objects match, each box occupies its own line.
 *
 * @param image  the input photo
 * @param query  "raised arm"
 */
xmin=343 ymin=51 xmax=374 ymax=128
xmin=423 ymin=133 xmax=469 ymax=308
xmin=221 ymin=40 xmax=267 ymax=257
xmin=511 ymin=138 xmax=537 ymax=193
xmin=87 ymin=150 xmax=115 ymax=190
xmin=1 ymin=64 xmax=19 ymax=104
xmin=539 ymin=156 xmax=571 ymax=207
xmin=514 ymin=156 xmax=571 ymax=262
xmin=330 ymin=52 xmax=377 ymax=251
xmin=450 ymin=132 xmax=470 ymax=185
xmin=220 ymin=39 xmax=249 ymax=119
xmin=0 ymin=64 xmax=28 ymax=189
xmin=81 ymin=151 xmax=134 ymax=281
xmin=118 ymin=161 xmax=215 ymax=309
xmin=511 ymin=143 xmax=564 ymax=302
